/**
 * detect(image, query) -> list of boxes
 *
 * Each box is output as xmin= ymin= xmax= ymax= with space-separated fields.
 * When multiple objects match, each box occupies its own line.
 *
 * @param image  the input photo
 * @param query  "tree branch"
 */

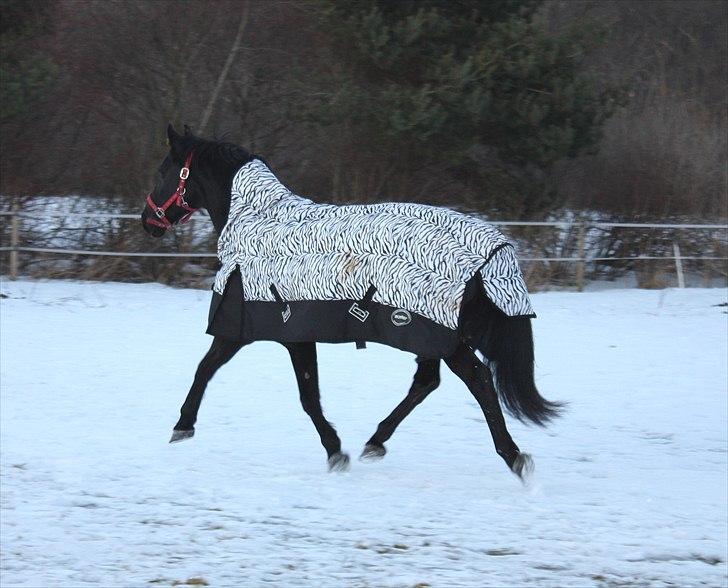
xmin=199 ymin=1 xmax=250 ymax=135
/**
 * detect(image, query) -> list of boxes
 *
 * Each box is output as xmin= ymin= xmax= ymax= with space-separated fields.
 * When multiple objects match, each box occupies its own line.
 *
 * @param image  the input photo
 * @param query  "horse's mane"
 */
xmin=177 ymin=133 xmax=254 ymax=170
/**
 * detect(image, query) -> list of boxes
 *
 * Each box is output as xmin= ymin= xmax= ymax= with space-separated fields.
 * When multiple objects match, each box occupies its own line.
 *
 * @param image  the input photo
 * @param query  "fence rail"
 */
xmin=1 ymin=209 xmax=726 ymax=229
xmin=2 ymin=208 xmax=726 ymax=290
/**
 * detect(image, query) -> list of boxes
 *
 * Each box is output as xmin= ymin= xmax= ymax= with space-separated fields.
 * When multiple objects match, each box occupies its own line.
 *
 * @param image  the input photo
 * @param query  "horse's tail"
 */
xmin=472 ymin=298 xmax=563 ymax=426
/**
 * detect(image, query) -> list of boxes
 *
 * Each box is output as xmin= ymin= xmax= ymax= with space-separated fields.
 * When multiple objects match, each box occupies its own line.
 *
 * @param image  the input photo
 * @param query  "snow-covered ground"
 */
xmin=1 ymin=279 xmax=726 ymax=588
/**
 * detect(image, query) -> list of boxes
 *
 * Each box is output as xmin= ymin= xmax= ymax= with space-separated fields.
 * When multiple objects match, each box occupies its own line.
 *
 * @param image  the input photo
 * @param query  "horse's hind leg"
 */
xmin=284 ymin=342 xmax=348 ymax=472
xmin=361 ymin=358 xmax=441 ymax=460
xmin=444 ymin=343 xmax=533 ymax=481
xmin=170 ymin=336 xmax=248 ymax=443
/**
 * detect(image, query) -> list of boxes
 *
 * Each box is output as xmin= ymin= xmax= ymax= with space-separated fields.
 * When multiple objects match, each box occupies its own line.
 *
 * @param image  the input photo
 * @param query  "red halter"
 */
xmin=145 ymin=150 xmax=199 ymax=229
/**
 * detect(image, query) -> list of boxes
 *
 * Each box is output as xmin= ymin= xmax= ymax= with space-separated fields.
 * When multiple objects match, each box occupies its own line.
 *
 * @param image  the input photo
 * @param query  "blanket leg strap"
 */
xmin=349 ymin=284 xmax=377 ymax=350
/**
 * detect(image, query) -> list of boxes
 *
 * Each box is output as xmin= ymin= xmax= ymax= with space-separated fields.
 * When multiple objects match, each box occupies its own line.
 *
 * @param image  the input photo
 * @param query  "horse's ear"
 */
xmin=167 ymin=123 xmax=185 ymax=161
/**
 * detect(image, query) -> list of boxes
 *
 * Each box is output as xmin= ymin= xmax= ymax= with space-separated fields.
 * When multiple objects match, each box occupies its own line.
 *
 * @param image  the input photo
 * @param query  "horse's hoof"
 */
xmin=359 ymin=443 xmax=386 ymax=461
xmin=327 ymin=451 xmax=350 ymax=472
xmin=511 ymin=452 xmax=535 ymax=482
xmin=169 ymin=428 xmax=195 ymax=443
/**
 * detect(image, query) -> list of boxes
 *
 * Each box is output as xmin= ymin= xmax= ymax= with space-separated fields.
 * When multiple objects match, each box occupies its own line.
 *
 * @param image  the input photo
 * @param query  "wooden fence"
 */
xmin=1 ymin=208 xmax=726 ymax=290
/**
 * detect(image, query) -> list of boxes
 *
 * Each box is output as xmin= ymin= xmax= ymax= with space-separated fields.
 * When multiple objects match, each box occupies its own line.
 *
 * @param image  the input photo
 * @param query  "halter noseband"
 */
xmin=145 ymin=150 xmax=199 ymax=229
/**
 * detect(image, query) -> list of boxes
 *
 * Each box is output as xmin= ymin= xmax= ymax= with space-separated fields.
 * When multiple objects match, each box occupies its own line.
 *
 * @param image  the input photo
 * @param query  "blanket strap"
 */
xmin=269 ymin=284 xmax=292 ymax=323
xmin=350 ymin=284 xmax=377 ymax=350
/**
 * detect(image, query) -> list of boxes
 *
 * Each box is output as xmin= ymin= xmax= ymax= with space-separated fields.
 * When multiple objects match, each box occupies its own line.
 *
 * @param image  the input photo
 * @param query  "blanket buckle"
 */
xmin=348 ymin=303 xmax=369 ymax=322
xmin=349 ymin=284 xmax=377 ymax=323
xmin=281 ymin=304 xmax=291 ymax=323
xmin=269 ymin=284 xmax=292 ymax=324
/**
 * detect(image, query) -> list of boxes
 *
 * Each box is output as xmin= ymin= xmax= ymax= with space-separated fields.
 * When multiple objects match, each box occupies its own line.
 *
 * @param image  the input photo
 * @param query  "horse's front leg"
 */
xmin=361 ymin=358 xmax=441 ymax=460
xmin=444 ymin=343 xmax=533 ymax=481
xmin=283 ymin=342 xmax=349 ymax=472
xmin=170 ymin=336 xmax=248 ymax=442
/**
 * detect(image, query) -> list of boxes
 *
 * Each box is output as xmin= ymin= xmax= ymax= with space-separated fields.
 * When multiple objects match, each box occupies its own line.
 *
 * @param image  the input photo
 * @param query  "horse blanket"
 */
xmin=208 ymin=158 xmax=535 ymax=358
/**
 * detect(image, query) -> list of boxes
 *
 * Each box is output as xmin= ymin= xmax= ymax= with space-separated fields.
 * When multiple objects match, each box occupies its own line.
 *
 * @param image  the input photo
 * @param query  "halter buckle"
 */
xmin=155 ymin=208 xmax=165 ymax=218
xmin=179 ymin=167 xmax=190 ymax=180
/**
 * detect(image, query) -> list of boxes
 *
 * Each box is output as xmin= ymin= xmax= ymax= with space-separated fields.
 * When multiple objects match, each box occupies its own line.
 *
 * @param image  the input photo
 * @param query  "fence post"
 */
xmin=10 ymin=201 xmax=19 ymax=280
xmin=575 ymin=220 xmax=586 ymax=292
xmin=673 ymin=241 xmax=685 ymax=288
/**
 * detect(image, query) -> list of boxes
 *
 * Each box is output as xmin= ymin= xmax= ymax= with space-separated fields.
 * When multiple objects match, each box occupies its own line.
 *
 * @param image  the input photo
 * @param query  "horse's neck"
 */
xmin=201 ymin=158 xmax=249 ymax=235
xmin=205 ymin=186 xmax=232 ymax=235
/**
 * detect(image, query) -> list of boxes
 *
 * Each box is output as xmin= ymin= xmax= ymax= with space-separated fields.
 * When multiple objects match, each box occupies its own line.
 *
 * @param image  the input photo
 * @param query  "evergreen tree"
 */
xmin=0 ymin=0 xmax=57 ymax=123
xmin=312 ymin=0 xmax=622 ymax=214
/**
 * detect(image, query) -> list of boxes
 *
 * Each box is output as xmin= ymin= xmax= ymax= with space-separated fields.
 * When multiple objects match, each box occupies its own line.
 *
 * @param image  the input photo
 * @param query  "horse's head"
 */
xmin=141 ymin=124 xmax=202 ymax=238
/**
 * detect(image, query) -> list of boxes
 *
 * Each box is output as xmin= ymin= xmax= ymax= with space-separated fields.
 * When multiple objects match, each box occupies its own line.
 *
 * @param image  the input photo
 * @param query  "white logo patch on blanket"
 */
xmin=391 ymin=309 xmax=412 ymax=326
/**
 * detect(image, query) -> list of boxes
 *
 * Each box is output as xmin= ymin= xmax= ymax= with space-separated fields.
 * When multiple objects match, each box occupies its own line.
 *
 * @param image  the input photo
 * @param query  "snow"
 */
xmin=1 ymin=279 xmax=726 ymax=588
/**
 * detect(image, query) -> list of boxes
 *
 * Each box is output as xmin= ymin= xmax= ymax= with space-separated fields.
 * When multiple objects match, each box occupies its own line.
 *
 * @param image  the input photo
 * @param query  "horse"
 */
xmin=140 ymin=124 xmax=561 ymax=480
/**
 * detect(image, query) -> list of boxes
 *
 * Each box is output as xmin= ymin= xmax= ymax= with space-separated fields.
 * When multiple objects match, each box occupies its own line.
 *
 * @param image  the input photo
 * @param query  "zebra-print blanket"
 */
xmin=213 ymin=158 xmax=533 ymax=332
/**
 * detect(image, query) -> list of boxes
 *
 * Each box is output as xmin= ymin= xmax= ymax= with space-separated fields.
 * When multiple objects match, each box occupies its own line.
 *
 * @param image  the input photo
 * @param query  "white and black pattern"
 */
xmin=213 ymin=159 xmax=535 ymax=330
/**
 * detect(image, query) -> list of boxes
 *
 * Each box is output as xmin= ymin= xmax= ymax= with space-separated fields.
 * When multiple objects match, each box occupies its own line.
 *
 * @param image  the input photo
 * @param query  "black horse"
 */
xmin=141 ymin=125 xmax=561 ymax=480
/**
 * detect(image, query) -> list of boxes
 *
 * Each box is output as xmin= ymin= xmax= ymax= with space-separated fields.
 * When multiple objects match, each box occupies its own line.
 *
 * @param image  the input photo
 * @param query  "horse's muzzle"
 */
xmin=141 ymin=211 xmax=166 ymax=238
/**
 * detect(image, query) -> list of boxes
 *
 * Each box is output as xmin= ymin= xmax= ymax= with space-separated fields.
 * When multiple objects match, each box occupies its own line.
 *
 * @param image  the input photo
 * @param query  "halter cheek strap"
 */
xmin=145 ymin=150 xmax=199 ymax=229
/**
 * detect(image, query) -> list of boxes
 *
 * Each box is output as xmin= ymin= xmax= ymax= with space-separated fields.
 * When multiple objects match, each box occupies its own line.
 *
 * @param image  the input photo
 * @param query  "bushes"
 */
xmin=0 ymin=0 xmax=725 ymax=289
